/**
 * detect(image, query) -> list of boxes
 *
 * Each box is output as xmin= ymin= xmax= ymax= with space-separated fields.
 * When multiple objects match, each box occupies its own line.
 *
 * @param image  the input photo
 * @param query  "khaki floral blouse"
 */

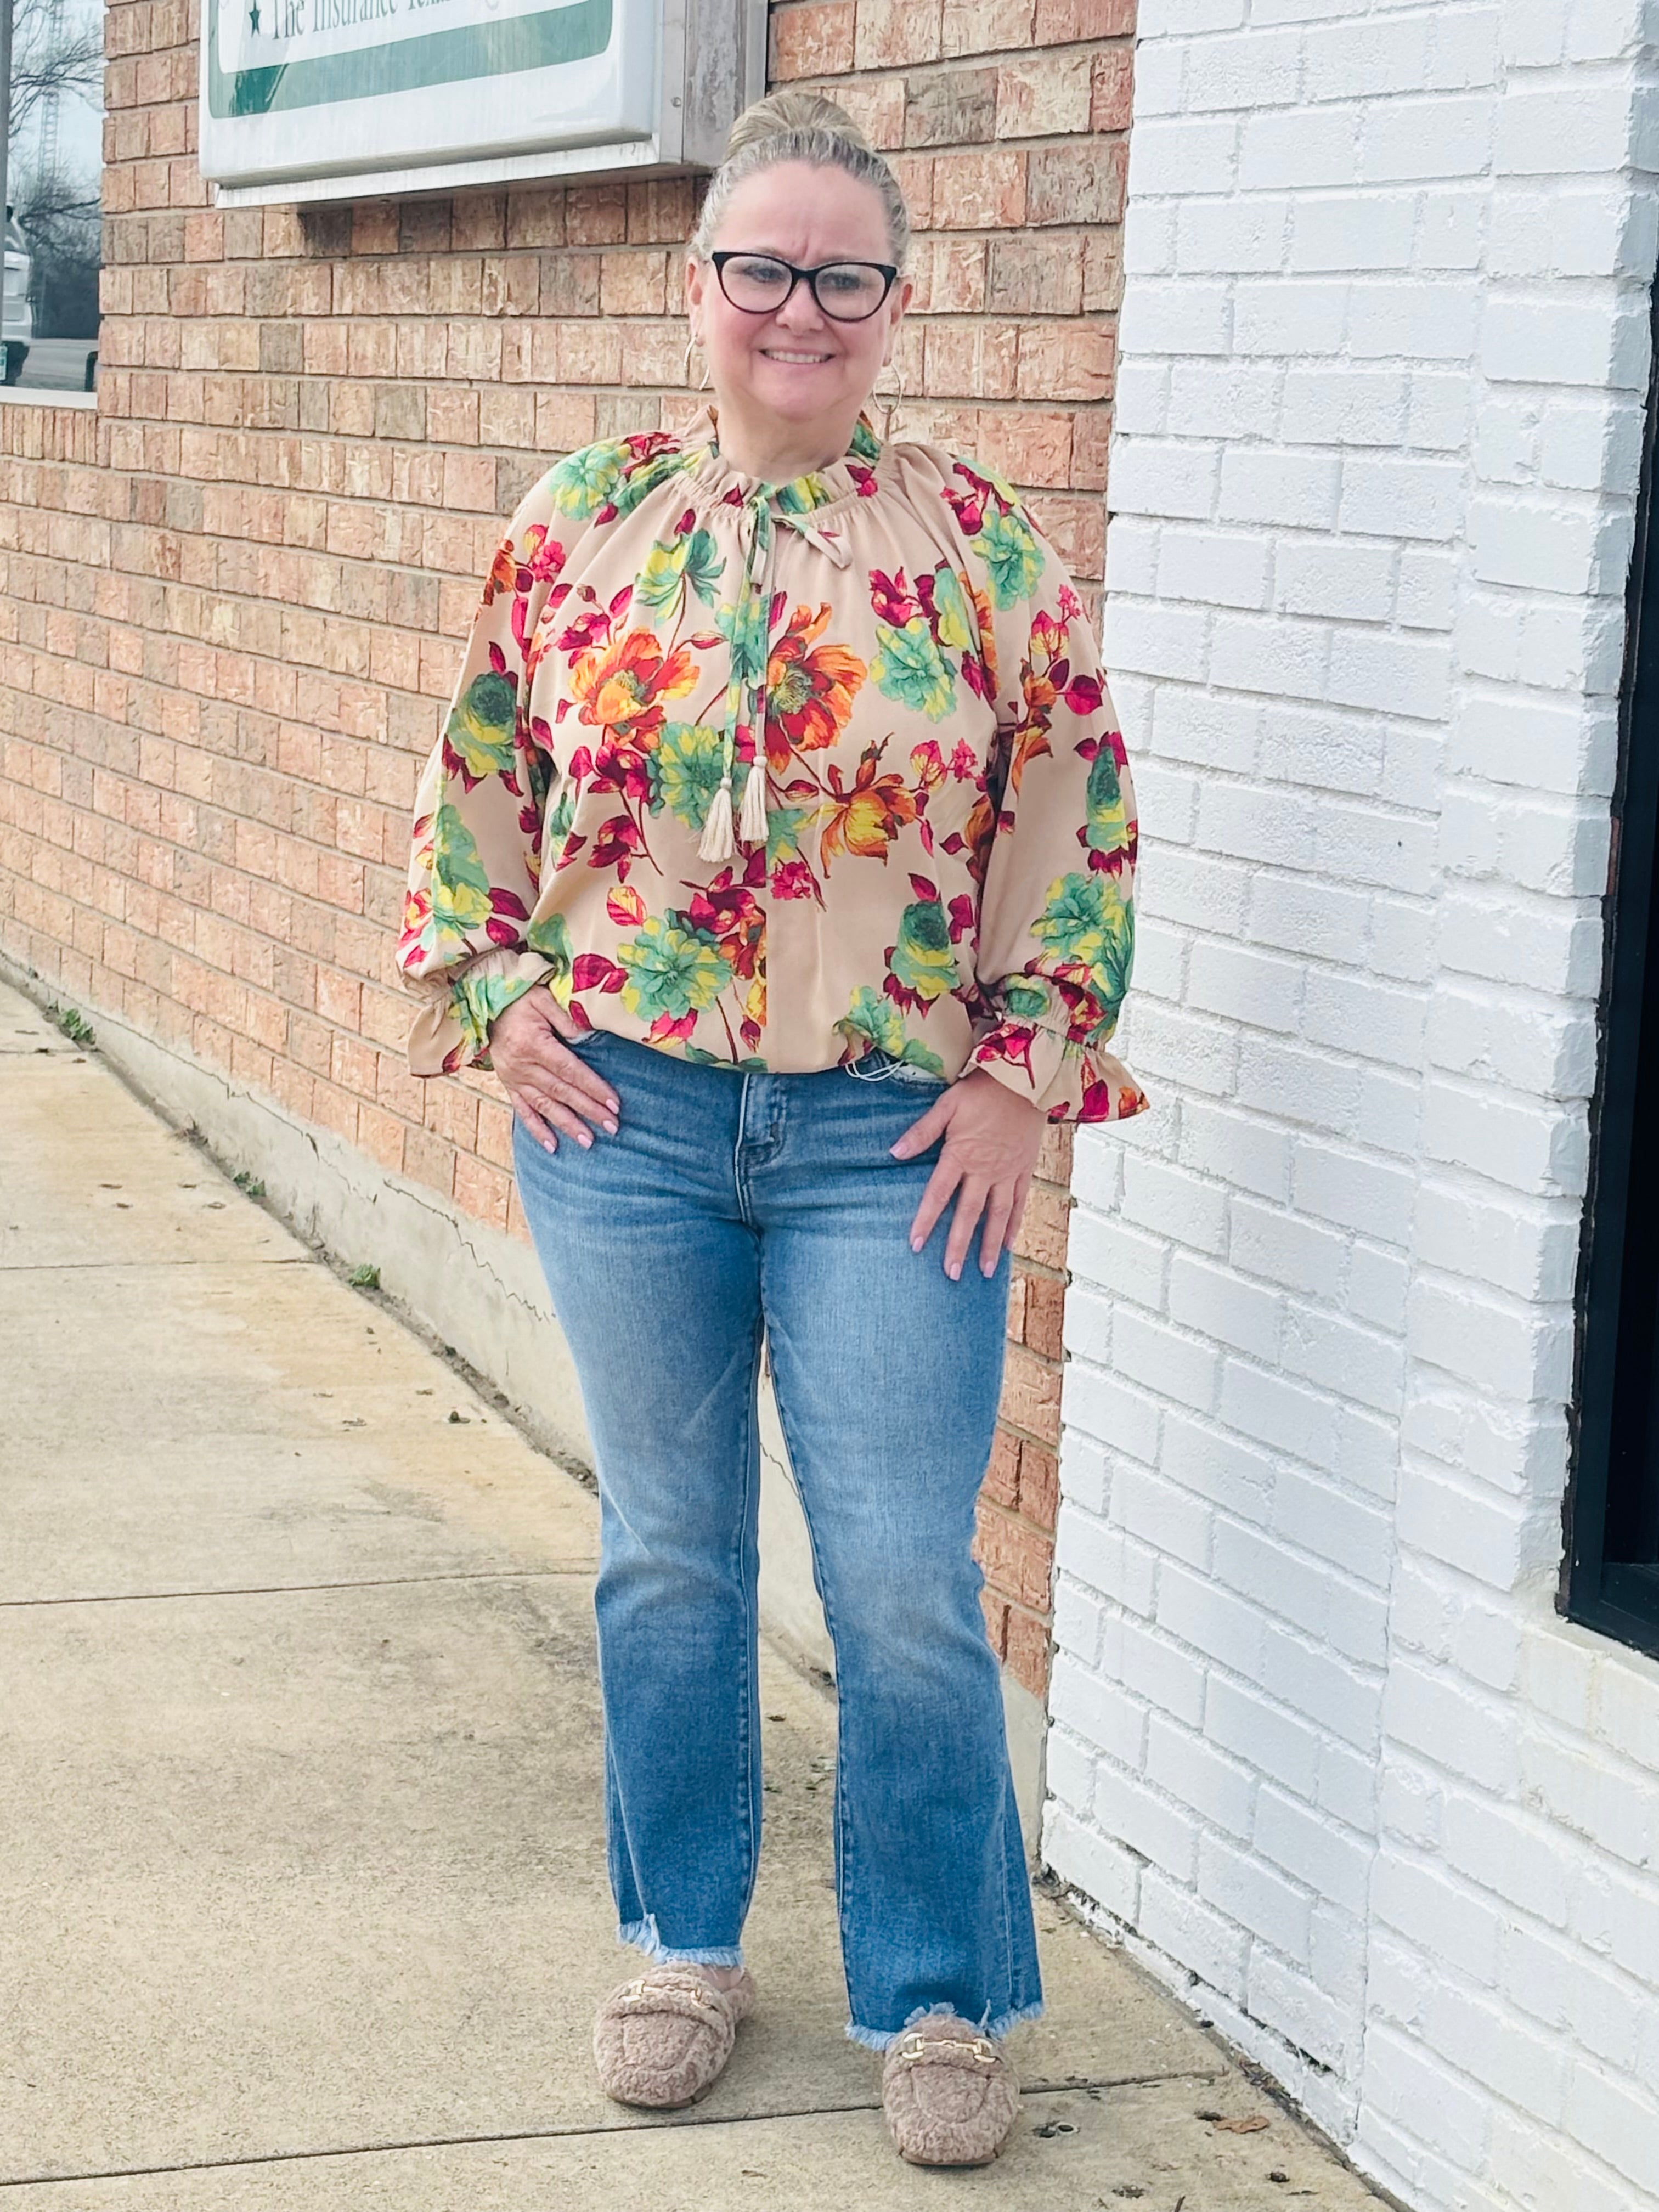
xmin=399 ymin=403 xmax=1146 ymax=1125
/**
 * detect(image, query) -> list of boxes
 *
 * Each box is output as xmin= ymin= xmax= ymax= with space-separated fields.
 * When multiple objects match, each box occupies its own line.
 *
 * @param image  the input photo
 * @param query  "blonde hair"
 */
xmin=689 ymin=90 xmax=911 ymax=270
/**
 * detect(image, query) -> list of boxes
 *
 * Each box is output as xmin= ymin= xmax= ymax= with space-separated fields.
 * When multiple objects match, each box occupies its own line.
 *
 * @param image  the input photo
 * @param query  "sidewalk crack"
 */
xmin=0 ymin=1567 xmax=595 ymax=1610
xmin=0 ymin=2072 xmax=1224 ymax=2190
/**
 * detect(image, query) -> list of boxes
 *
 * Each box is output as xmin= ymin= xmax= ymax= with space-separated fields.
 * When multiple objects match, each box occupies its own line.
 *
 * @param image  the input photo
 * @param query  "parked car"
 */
xmin=3 ymin=212 xmax=32 ymax=386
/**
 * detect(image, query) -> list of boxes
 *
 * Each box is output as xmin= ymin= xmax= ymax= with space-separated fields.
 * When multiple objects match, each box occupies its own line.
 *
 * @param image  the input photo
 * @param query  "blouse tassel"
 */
xmin=698 ymin=772 xmax=737 ymax=863
xmin=737 ymin=752 xmax=770 ymax=847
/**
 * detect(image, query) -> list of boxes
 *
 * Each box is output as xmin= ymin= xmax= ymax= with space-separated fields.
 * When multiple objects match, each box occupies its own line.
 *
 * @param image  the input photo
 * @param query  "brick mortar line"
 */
xmin=5 ymin=450 xmax=1109 ymax=533
xmin=1059 ymin=1409 xmax=1407 ymax=1507
xmin=1057 ymin=1491 xmax=1408 ymax=1603
xmin=0 ymin=819 xmax=411 ymax=904
xmin=1065 ymin=1363 xmax=1408 ymax=1471
xmin=978 ymin=1502 xmax=1064 ymax=1548
xmin=93 ymin=302 xmax=1123 ymax=317
xmin=778 ymin=68 xmax=1135 ymax=92
xmin=995 ymin=1416 xmax=1066 ymax=1453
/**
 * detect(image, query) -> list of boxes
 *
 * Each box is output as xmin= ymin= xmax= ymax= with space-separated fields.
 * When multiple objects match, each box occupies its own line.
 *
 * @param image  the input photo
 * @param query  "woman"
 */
xmin=399 ymin=89 xmax=1143 ymax=2169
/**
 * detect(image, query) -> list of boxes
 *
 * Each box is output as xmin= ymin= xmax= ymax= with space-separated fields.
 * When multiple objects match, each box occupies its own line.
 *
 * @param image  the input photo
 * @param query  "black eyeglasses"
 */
xmin=709 ymin=251 xmax=899 ymax=324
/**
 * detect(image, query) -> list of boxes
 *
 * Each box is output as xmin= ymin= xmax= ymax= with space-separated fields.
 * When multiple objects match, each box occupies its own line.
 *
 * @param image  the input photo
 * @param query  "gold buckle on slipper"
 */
xmin=891 ymin=2033 xmax=999 ymax=2066
xmin=616 ymin=1974 xmax=724 ymax=2011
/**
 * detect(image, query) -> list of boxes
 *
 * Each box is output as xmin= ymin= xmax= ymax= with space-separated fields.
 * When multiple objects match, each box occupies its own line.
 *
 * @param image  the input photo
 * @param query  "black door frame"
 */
xmin=1564 ymin=266 xmax=1659 ymax=1660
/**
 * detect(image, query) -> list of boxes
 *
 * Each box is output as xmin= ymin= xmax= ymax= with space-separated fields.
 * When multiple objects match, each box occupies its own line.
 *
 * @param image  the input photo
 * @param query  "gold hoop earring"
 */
xmin=682 ymin=333 xmax=710 ymax=391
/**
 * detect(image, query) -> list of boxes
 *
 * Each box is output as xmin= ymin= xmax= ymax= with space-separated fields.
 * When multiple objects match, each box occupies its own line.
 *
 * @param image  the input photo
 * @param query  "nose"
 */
xmin=775 ymin=279 xmax=830 ymax=334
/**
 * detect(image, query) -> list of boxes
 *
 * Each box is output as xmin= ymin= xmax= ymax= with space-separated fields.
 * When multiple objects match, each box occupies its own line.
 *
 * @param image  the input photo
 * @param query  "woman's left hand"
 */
xmin=891 ymin=1069 xmax=1047 ymax=1280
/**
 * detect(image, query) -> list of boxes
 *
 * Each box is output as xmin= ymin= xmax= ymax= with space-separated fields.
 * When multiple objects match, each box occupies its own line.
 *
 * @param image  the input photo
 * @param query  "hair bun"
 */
xmin=690 ymin=89 xmax=909 ymax=270
xmin=724 ymin=89 xmax=873 ymax=162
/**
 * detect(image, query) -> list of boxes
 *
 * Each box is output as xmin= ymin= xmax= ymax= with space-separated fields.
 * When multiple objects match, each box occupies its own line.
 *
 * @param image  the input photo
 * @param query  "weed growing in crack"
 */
xmin=46 ymin=1003 xmax=95 ymax=1047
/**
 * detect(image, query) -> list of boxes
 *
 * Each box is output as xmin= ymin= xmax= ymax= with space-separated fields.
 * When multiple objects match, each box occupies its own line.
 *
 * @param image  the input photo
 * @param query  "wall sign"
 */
xmin=200 ymin=0 xmax=761 ymax=205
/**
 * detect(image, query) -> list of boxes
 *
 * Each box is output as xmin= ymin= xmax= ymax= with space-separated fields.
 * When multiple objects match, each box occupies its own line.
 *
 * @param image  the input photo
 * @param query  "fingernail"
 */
xmin=603 ymin=1119 xmax=618 ymax=1135
xmin=606 ymin=1098 xmax=619 ymax=1114
xmin=578 ymin=1131 xmax=592 ymax=1148
xmin=910 ymin=1234 xmax=923 ymax=1252
xmin=947 ymin=1260 xmax=961 ymax=1281
xmin=890 ymin=1142 xmax=906 ymax=1157
xmin=543 ymin=1138 xmax=557 ymax=1153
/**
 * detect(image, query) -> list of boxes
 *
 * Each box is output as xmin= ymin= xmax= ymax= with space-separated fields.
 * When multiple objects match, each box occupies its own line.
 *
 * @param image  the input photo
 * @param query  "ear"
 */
xmin=881 ymin=278 xmax=914 ymax=366
xmin=684 ymin=252 xmax=707 ymax=329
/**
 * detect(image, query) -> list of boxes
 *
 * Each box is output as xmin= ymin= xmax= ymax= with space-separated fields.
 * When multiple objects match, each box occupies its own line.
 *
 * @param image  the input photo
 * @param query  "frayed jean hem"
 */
xmin=618 ymin=1914 xmax=746 ymax=1970
xmin=844 ymin=1996 xmax=1045 ymax=2052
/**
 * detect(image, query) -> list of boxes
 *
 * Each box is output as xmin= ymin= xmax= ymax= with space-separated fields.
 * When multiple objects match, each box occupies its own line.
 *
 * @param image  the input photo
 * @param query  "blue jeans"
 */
xmin=511 ymin=1032 xmax=1043 ymax=2048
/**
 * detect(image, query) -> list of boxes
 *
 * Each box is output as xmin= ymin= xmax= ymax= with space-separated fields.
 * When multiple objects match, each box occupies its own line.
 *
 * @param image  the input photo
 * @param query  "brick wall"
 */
xmin=1044 ymin=0 xmax=1659 ymax=2203
xmin=0 ymin=0 xmax=1136 ymax=1705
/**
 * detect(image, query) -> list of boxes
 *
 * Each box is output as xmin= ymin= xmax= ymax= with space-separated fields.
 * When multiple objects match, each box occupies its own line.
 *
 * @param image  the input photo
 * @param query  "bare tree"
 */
xmin=11 ymin=151 xmax=99 ymax=336
xmin=14 ymin=158 xmax=93 ymax=223
xmin=4 ymin=0 xmax=102 ymax=154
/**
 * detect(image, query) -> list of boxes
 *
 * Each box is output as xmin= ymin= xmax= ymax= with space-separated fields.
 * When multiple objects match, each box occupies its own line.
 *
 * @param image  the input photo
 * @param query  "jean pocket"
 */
xmin=847 ymin=1048 xmax=947 ymax=1090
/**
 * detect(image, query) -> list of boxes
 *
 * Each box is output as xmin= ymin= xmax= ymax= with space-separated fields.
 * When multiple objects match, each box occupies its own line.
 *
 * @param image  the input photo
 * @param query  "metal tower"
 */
xmin=35 ymin=0 xmax=66 ymax=178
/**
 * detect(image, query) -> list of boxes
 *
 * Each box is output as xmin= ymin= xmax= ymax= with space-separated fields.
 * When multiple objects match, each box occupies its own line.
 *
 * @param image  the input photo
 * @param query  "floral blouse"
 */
xmin=399 ymin=403 xmax=1146 ymax=1125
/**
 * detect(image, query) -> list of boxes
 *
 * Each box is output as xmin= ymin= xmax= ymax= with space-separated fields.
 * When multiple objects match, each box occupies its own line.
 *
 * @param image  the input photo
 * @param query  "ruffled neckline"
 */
xmin=675 ymin=401 xmax=886 ymax=516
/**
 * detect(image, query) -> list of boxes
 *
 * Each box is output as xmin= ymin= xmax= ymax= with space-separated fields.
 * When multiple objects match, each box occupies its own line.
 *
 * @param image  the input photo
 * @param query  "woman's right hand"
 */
xmin=489 ymin=988 xmax=620 ymax=1152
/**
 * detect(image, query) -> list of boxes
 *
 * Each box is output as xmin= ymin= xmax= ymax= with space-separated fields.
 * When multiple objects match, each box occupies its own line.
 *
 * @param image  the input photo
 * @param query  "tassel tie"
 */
xmin=697 ymin=496 xmax=854 ymax=865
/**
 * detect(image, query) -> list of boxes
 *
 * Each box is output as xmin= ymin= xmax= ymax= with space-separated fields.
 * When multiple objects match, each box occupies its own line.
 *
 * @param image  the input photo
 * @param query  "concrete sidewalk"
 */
xmin=0 ymin=975 xmax=1389 ymax=2210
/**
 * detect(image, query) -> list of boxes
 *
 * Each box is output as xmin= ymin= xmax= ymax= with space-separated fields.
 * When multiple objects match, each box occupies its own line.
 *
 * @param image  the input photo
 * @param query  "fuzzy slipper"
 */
xmin=881 ymin=2014 xmax=1021 ymax=2167
xmin=592 ymin=1964 xmax=755 ymax=2110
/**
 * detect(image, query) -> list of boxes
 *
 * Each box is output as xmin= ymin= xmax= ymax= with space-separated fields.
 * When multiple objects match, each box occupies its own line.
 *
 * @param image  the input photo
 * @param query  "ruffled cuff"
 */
xmin=405 ymin=947 xmax=556 ymax=1077
xmin=968 ymin=1017 xmax=1149 ymax=1126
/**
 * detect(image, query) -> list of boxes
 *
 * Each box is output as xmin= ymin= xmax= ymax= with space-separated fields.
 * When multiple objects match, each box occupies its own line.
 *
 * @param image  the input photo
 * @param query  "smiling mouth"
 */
xmin=761 ymin=349 xmax=836 ymax=364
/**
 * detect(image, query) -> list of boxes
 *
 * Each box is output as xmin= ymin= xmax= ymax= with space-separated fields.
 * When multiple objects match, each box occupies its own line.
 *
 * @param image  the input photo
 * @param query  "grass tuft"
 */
xmin=46 ymin=1003 xmax=95 ymax=1047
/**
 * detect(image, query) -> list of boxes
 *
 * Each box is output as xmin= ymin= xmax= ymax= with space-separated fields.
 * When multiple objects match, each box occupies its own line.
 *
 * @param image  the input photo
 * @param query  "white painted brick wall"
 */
xmin=1046 ymin=0 xmax=1659 ymax=2203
